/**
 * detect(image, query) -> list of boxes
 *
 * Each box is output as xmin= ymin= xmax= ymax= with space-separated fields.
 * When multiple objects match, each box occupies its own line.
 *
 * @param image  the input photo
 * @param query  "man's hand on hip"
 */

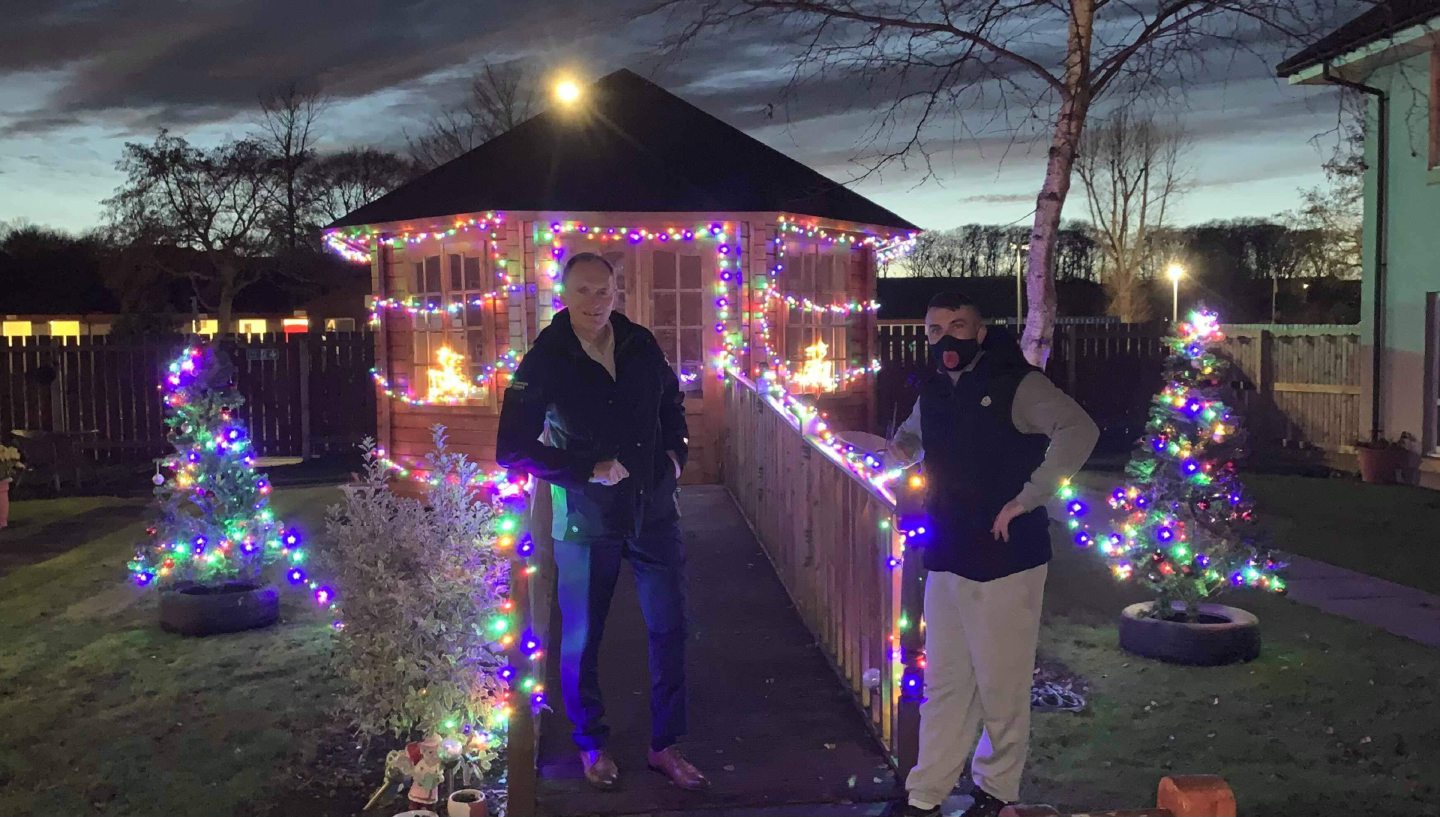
xmin=991 ymin=500 xmax=1027 ymax=542
xmin=667 ymin=450 xmax=682 ymax=480
xmin=590 ymin=459 xmax=629 ymax=486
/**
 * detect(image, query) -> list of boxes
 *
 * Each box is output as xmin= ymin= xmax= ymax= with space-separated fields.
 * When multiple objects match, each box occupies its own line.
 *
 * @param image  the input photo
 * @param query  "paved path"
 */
xmin=536 ymin=485 xmax=896 ymax=817
xmin=1273 ymin=551 xmax=1440 ymax=648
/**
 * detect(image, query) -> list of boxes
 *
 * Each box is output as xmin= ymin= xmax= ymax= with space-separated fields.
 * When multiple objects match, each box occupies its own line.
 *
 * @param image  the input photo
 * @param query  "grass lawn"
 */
xmin=1032 ymin=472 xmax=1440 ymax=816
xmin=1071 ymin=469 xmax=1440 ymax=596
xmin=1 ymin=480 xmax=1438 ymax=817
xmin=0 ymin=486 xmax=369 ymax=817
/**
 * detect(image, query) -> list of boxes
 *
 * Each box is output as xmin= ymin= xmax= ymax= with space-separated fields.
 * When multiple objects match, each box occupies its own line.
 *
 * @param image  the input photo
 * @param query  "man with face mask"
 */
xmin=884 ymin=292 xmax=1098 ymax=817
xmin=496 ymin=252 xmax=706 ymax=793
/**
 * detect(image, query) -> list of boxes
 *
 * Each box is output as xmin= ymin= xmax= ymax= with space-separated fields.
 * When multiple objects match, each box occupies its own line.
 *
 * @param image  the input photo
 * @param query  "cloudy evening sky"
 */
xmin=0 ymin=1 xmax=1358 ymax=235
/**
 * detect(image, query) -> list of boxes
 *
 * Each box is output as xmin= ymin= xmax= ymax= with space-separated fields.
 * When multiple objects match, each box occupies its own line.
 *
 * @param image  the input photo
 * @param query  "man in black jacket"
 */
xmin=885 ymin=292 xmax=1098 ymax=817
xmin=496 ymin=252 xmax=707 ymax=792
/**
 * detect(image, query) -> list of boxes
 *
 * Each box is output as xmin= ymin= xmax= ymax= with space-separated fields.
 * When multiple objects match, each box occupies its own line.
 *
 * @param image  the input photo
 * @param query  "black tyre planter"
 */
xmin=1118 ymin=601 xmax=1260 ymax=666
xmin=159 ymin=582 xmax=279 ymax=636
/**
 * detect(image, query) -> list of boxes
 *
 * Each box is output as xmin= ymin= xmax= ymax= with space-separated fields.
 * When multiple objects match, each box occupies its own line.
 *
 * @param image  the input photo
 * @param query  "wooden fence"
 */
xmin=1 ymin=333 xmax=376 ymax=462
xmin=722 ymin=375 xmax=923 ymax=775
xmin=878 ymin=320 xmax=1362 ymax=453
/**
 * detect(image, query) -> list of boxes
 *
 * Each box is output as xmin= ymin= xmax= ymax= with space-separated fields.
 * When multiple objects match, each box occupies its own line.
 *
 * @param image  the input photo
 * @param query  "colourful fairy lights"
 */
xmin=1059 ymin=310 xmax=1284 ymax=608
xmin=128 ymin=344 xmax=336 ymax=611
xmin=323 ymin=212 xmax=507 ymax=265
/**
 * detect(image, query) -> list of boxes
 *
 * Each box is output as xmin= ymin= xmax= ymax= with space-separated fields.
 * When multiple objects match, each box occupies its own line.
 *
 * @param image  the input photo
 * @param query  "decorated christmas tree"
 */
xmin=1068 ymin=309 xmax=1284 ymax=618
xmin=128 ymin=344 xmax=311 ymax=590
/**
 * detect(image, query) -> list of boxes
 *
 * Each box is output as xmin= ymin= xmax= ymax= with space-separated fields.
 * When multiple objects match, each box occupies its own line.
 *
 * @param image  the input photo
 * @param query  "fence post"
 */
xmin=298 ymin=336 xmax=313 ymax=460
xmin=1064 ymin=325 xmax=1078 ymax=395
xmin=1258 ymin=329 xmax=1274 ymax=444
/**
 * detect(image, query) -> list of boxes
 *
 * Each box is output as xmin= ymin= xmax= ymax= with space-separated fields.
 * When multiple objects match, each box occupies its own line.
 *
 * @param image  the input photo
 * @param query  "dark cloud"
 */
xmin=959 ymin=192 xmax=1035 ymax=205
xmin=0 ymin=0 xmax=654 ymax=131
xmin=0 ymin=0 xmax=1355 ymax=231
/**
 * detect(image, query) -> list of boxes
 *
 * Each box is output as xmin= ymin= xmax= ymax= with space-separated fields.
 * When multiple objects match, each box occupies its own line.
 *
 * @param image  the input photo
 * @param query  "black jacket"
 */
xmin=496 ymin=309 xmax=688 ymax=540
xmin=916 ymin=326 xmax=1051 ymax=580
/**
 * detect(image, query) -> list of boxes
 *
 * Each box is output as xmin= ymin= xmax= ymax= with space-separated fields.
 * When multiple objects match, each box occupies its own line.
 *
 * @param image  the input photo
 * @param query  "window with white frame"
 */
xmin=650 ymin=249 xmax=705 ymax=393
xmin=410 ymin=251 xmax=497 ymax=404
xmin=783 ymin=240 xmax=850 ymax=390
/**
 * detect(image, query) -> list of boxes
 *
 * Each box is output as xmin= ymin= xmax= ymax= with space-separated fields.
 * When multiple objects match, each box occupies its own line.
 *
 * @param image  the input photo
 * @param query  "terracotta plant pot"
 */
xmin=446 ymin=789 xmax=488 ymax=817
xmin=158 ymin=582 xmax=279 ymax=636
xmin=1118 ymin=601 xmax=1260 ymax=666
xmin=1356 ymin=445 xmax=1407 ymax=484
xmin=0 ymin=478 xmax=10 ymax=528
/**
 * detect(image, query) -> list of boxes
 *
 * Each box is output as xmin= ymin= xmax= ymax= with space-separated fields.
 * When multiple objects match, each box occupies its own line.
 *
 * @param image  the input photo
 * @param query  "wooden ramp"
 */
xmin=536 ymin=485 xmax=895 ymax=816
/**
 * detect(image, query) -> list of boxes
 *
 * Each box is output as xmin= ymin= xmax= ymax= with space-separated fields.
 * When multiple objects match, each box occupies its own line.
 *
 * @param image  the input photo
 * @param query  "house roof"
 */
xmin=1277 ymin=0 xmax=1440 ymax=77
xmin=328 ymin=68 xmax=917 ymax=232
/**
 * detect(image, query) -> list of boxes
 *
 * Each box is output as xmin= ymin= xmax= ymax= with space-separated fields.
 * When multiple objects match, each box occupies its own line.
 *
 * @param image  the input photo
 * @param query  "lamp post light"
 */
xmin=1166 ymin=262 xmax=1185 ymax=323
xmin=1010 ymin=241 xmax=1029 ymax=328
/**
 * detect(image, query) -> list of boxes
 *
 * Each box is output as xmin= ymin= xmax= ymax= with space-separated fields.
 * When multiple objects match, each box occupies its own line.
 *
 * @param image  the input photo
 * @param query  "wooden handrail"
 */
xmin=722 ymin=374 xmax=923 ymax=778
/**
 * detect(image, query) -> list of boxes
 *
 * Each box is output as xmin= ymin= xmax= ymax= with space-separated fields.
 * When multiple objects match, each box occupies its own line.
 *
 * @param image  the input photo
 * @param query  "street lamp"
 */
xmin=1010 ymin=241 xmax=1029 ymax=327
xmin=1166 ymin=262 xmax=1185 ymax=323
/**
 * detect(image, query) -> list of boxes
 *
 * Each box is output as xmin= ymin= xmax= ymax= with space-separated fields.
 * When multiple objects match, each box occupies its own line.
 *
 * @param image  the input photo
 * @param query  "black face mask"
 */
xmin=929 ymin=335 xmax=980 ymax=372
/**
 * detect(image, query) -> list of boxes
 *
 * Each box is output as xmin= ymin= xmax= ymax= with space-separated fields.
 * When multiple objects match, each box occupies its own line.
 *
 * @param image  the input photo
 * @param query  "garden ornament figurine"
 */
xmin=365 ymin=735 xmax=445 ymax=812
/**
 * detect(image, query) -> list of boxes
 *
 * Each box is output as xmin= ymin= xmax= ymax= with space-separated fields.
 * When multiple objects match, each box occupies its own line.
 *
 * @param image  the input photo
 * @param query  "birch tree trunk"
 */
xmin=1021 ymin=0 xmax=1094 ymax=368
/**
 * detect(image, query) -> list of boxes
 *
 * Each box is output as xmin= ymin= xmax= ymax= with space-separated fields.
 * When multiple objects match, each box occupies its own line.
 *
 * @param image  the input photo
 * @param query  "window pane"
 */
xmin=654 ymin=291 xmax=678 ymax=327
xmin=466 ymin=303 xmax=485 ymax=328
xmin=467 ymin=333 xmax=487 ymax=372
xmin=464 ymin=256 xmax=482 ymax=290
xmin=424 ymin=256 xmax=442 ymax=293
xmin=679 ymin=290 xmax=702 ymax=326
xmin=449 ymin=254 xmax=463 ymax=291
xmin=413 ymin=262 xmax=426 ymax=292
xmin=818 ymin=254 xmax=835 ymax=296
xmin=605 ymin=250 xmax=629 ymax=315
xmin=679 ymin=254 xmax=702 ymax=289
xmin=654 ymin=326 xmax=678 ymax=361
xmin=653 ymin=250 xmax=677 ymax=288
xmin=451 ymin=295 xmax=466 ymax=327
xmin=680 ymin=328 xmax=703 ymax=368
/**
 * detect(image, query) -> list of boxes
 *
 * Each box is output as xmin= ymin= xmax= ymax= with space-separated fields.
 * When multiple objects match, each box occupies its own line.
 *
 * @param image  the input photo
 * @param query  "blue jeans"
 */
xmin=553 ymin=506 xmax=688 ymax=752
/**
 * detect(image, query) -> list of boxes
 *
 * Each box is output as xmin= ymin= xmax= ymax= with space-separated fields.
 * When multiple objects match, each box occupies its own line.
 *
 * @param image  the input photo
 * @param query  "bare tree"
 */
xmin=106 ymin=132 xmax=276 ymax=333
xmin=661 ymin=0 xmax=1328 ymax=365
xmin=1285 ymin=95 xmax=1364 ymax=280
xmin=306 ymin=148 xmax=418 ymax=224
xmin=898 ymin=228 xmax=966 ymax=276
xmin=258 ymin=83 xmax=328 ymax=250
xmin=1076 ymin=109 xmax=1187 ymax=322
xmin=408 ymin=61 xmax=537 ymax=170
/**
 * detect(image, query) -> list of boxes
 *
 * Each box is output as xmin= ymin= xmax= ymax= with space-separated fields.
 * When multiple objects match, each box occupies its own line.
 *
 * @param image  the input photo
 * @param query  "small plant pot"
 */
xmin=159 ymin=582 xmax=279 ymax=636
xmin=1118 ymin=601 xmax=1260 ymax=666
xmin=0 ymin=478 xmax=11 ymax=528
xmin=1356 ymin=446 xmax=1407 ymax=484
xmin=446 ymin=789 xmax=488 ymax=817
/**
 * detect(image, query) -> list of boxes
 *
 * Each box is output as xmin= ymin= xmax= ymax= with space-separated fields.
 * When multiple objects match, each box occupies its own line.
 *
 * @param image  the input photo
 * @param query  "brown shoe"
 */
xmin=580 ymin=749 xmax=619 ymax=791
xmin=647 ymin=745 xmax=710 ymax=791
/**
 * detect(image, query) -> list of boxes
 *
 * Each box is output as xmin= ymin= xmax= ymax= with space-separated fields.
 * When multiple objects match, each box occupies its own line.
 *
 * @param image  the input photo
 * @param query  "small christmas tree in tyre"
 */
xmin=1065 ymin=309 xmax=1283 ymax=666
xmin=129 ymin=343 xmax=321 ymax=636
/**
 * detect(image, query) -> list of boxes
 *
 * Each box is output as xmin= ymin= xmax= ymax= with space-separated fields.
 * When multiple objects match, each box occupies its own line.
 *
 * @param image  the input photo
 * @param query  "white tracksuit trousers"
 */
xmin=905 ymin=563 xmax=1048 ymax=809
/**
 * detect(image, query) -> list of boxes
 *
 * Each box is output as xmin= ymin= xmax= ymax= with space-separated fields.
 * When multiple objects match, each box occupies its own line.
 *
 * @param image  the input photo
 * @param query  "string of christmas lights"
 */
xmin=1057 ymin=310 xmax=1285 ymax=607
xmin=333 ymin=442 xmax=546 ymax=769
xmin=369 ymin=293 xmax=508 ymax=318
xmin=323 ymin=212 xmax=507 ymax=265
xmin=128 ymin=344 xmax=337 ymax=615
xmin=766 ymin=288 xmax=880 ymax=316
xmin=776 ymin=214 xmax=916 ymax=249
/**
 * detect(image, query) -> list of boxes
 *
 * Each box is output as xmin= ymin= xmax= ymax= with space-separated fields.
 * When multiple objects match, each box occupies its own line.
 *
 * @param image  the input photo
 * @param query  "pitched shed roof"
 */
xmin=329 ymin=68 xmax=917 ymax=232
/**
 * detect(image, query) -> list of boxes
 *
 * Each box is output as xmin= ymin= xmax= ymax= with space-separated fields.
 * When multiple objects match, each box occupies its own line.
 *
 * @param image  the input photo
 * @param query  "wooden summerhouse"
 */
xmin=327 ymin=68 xmax=918 ymax=483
